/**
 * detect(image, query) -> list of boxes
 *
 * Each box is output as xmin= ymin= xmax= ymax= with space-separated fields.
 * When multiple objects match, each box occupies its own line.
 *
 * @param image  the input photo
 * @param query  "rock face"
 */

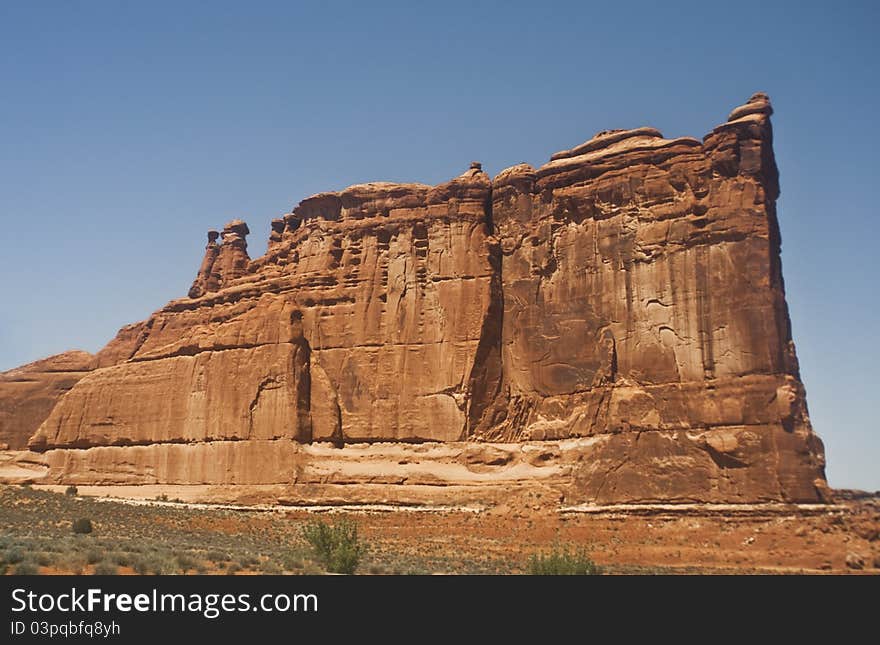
xmin=187 ymin=229 xmax=220 ymax=298
xmin=468 ymin=92 xmax=827 ymax=501
xmin=10 ymin=94 xmax=829 ymax=503
xmin=188 ymin=220 xmax=252 ymax=298
xmin=31 ymin=167 xmax=496 ymax=448
xmin=0 ymin=351 xmax=93 ymax=450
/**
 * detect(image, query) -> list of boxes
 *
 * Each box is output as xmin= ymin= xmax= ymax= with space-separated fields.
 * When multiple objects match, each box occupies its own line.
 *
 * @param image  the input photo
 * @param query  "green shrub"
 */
xmin=133 ymin=555 xmax=176 ymax=575
xmin=281 ymin=552 xmax=305 ymax=571
xmin=5 ymin=547 xmax=25 ymax=564
xmin=14 ymin=561 xmax=40 ymax=575
xmin=111 ymin=552 xmax=133 ymax=567
xmin=176 ymin=553 xmax=198 ymax=572
xmin=301 ymin=518 xmax=364 ymax=574
xmin=206 ymin=550 xmax=230 ymax=562
xmin=59 ymin=553 xmax=87 ymax=575
xmin=527 ymin=545 xmax=601 ymax=575
xmin=65 ymin=486 xmax=78 ymax=496
xmin=36 ymin=552 xmax=53 ymax=567
xmin=238 ymin=554 xmax=260 ymax=569
xmin=72 ymin=518 xmax=93 ymax=534
xmin=93 ymin=562 xmax=119 ymax=575
xmin=86 ymin=549 xmax=103 ymax=565
xmin=150 ymin=556 xmax=176 ymax=575
xmin=259 ymin=560 xmax=282 ymax=575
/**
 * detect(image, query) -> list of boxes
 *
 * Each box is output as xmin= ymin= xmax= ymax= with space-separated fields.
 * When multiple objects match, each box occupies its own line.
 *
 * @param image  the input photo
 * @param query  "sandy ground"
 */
xmin=307 ymin=496 xmax=879 ymax=574
xmin=17 ymin=484 xmax=879 ymax=574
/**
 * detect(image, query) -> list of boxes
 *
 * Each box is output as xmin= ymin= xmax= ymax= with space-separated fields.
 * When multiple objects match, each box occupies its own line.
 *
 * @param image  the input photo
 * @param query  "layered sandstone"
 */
xmin=0 ymin=351 xmax=93 ymax=450
xmin=469 ymin=92 xmax=826 ymax=501
xmin=8 ymin=93 xmax=828 ymax=503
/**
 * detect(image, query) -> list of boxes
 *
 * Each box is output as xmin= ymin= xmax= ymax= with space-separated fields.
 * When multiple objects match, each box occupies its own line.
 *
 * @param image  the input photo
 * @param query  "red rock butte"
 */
xmin=0 ymin=94 xmax=829 ymax=506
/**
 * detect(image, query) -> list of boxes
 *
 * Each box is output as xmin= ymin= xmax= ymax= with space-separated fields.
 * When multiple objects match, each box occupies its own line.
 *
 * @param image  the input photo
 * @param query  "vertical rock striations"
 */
xmin=30 ymin=165 xmax=497 ymax=449
xmin=473 ymin=93 xmax=825 ymax=501
xmin=12 ymin=94 xmax=827 ymax=503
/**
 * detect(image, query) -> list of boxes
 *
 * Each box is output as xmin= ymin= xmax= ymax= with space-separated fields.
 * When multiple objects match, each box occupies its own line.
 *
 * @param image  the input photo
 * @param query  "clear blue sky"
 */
xmin=1 ymin=1 xmax=877 ymax=491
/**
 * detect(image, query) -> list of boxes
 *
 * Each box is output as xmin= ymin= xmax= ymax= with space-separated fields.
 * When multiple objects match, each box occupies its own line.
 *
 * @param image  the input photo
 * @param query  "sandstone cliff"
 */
xmin=0 ymin=351 xmax=93 ymax=450
xmin=9 ymin=94 xmax=828 ymax=503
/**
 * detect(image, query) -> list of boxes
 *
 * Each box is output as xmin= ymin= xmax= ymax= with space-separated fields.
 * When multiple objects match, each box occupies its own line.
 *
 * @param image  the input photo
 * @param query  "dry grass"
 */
xmin=2 ymin=484 xmax=877 ymax=575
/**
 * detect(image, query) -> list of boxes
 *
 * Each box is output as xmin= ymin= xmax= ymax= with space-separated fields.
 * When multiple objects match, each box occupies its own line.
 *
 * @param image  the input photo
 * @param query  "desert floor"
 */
xmin=1 ymin=484 xmax=877 ymax=575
